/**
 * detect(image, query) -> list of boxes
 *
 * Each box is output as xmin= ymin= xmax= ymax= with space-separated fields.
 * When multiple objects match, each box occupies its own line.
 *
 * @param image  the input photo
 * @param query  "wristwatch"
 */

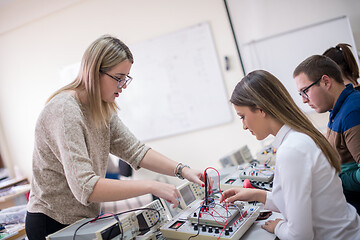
xmin=174 ymin=163 xmax=190 ymax=180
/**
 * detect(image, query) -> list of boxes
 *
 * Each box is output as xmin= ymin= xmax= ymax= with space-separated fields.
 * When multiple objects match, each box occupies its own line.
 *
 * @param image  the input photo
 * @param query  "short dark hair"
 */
xmin=293 ymin=55 xmax=343 ymax=84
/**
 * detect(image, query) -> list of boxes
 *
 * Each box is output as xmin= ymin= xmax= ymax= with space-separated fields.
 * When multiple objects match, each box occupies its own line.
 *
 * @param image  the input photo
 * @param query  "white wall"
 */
xmin=226 ymin=0 xmax=360 ymax=47
xmin=0 ymin=0 xmax=359 ymax=184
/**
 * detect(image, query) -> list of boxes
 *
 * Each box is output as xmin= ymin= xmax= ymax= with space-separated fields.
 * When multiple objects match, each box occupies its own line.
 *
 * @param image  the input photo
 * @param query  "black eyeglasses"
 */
xmin=299 ymin=76 xmax=322 ymax=99
xmin=100 ymin=70 xmax=133 ymax=89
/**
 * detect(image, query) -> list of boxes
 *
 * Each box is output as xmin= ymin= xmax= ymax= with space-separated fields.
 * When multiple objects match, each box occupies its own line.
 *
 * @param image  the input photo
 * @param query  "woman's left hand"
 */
xmin=261 ymin=218 xmax=282 ymax=233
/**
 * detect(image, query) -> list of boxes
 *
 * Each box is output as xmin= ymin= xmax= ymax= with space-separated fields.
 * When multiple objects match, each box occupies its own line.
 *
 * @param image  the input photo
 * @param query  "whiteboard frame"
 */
xmin=116 ymin=22 xmax=233 ymax=141
xmin=223 ymin=8 xmax=359 ymax=112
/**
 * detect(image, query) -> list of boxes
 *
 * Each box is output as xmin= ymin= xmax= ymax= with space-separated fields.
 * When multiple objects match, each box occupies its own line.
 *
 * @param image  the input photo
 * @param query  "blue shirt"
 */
xmin=327 ymin=84 xmax=360 ymax=192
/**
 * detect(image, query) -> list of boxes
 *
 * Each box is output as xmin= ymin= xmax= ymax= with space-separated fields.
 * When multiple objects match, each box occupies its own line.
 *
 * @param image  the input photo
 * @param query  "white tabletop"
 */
xmin=241 ymin=210 xmax=282 ymax=240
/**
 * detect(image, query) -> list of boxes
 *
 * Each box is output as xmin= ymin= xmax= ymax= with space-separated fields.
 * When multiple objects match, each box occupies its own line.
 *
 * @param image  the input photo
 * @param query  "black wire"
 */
xmin=113 ymin=214 xmax=123 ymax=240
xmin=72 ymin=219 xmax=94 ymax=240
xmin=250 ymin=181 xmax=271 ymax=191
xmin=135 ymin=208 xmax=161 ymax=232
xmin=204 ymin=173 xmax=208 ymax=205
xmin=71 ymin=207 xmax=161 ymax=240
xmin=188 ymin=171 xmax=210 ymax=239
xmin=187 ymin=205 xmax=202 ymax=240
xmin=72 ymin=213 xmax=120 ymax=240
xmin=105 ymin=207 xmax=161 ymax=232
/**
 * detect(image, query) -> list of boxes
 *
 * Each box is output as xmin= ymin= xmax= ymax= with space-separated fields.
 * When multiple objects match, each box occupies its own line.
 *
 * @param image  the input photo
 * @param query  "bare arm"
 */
xmin=139 ymin=149 xmax=178 ymax=175
xmin=88 ymin=178 xmax=181 ymax=205
xmin=139 ymin=149 xmax=205 ymax=186
xmin=220 ymin=188 xmax=267 ymax=204
xmin=89 ymin=149 xmax=205 ymax=204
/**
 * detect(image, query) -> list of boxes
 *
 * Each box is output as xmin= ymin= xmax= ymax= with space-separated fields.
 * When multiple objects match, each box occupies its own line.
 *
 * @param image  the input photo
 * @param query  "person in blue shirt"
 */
xmin=220 ymin=70 xmax=360 ymax=239
xmin=294 ymin=54 xmax=360 ymax=214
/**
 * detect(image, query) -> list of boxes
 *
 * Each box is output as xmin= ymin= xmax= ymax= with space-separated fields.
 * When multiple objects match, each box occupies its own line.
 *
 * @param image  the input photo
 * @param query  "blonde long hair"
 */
xmin=230 ymin=70 xmax=341 ymax=172
xmin=47 ymin=35 xmax=133 ymax=127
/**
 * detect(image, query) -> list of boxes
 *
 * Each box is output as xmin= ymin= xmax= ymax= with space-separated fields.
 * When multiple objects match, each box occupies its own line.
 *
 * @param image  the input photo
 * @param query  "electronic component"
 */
xmin=220 ymin=145 xmax=254 ymax=168
xmin=177 ymin=181 xmax=204 ymax=209
xmin=135 ymin=199 xmax=169 ymax=240
xmin=160 ymin=199 xmax=260 ymax=240
xmin=220 ymin=164 xmax=274 ymax=191
xmin=238 ymin=163 xmax=274 ymax=182
xmin=221 ymin=177 xmax=273 ymax=191
xmin=160 ymin=167 xmax=260 ymax=239
xmin=160 ymin=197 xmax=183 ymax=220
xmin=256 ymin=145 xmax=276 ymax=164
xmin=187 ymin=201 xmax=241 ymax=227
xmin=160 ymin=181 xmax=204 ymax=220
xmin=46 ymin=212 xmax=139 ymax=240
xmin=256 ymin=211 xmax=272 ymax=220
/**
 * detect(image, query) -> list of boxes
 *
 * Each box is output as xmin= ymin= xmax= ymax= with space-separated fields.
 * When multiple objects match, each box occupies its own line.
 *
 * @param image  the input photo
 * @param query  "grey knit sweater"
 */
xmin=27 ymin=92 xmax=150 ymax=224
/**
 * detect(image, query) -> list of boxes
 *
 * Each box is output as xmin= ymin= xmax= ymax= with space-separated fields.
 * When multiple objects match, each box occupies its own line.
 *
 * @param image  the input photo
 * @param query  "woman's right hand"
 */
xmin=150 ymin=181 xmax=182 ymax=207
xmin=220 ymin=188 xmax=265 ymax=204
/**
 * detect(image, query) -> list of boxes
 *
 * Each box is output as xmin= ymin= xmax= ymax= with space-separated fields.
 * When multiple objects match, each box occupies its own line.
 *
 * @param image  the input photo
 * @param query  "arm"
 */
xmin=273 ymin=147 xmax=314 ymax=240
xmin=264 ymin=191 xmax=280 ymax=212
xmin=220 ymin=188 xmax=267 ymax=204
xmin=57 ymin=108 xmax=182 ymax=206
xmin=342 ymin=124 xmax=360 ymax=191
xmin=89 ymin=149 xmax=204 ymax=204
xmin=339 ymin=163 xmax=360 ymax=192
xmin=88 ymin=178 xmax=182 ymax=205
xmin=139 ymin=149 xmax=205 ymax=186
xmin=109 ymin=115 xmax=205 ymax=186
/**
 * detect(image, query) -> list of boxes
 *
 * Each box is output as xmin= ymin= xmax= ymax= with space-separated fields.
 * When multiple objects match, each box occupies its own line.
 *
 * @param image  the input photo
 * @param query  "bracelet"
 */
xmin=174 ymin=163 xmax=182 ymax=178
xmin=175 ymin=163 xmax=190 ymax=180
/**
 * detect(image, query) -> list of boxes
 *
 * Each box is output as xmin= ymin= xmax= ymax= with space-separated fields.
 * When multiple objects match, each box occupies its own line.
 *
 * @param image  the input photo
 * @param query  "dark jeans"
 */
xmin=25 ymin=212 xmax=68 ymax=240
xmin=344 ymin=190 xmax=360 ymax=215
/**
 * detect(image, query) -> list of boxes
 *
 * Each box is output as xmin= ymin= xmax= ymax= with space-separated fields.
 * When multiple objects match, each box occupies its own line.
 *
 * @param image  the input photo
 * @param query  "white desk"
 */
xmin=241 ymin=211 xmax=282 ymax=240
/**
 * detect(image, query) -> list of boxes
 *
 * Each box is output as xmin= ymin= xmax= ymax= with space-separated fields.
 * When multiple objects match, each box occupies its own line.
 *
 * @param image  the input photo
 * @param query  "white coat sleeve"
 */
xmin=274 ymin=147 xmax=314 ymax=240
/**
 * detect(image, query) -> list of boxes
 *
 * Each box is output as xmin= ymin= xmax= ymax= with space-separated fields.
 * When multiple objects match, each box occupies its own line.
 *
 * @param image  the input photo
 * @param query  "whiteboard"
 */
xmin=225 ymin=13 xmax=359 ymax=112
xmin=116 ymin=22 xmax=232 ymax=141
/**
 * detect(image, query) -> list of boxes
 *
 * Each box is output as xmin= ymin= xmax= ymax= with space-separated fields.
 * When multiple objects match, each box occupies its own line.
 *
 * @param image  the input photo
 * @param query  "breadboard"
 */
xmin=160 ymin=200 xmax=260 ymax=240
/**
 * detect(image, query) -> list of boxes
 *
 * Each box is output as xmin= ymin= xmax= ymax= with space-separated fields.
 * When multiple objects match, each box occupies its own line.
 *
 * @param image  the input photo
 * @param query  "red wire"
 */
xmin=203 ymin=167 xmax=229 ymax=240
xmin=201 ymin=212 xmax=227 ymax=226
xmin=89 ymin=213 xmax=114 ymax=223
xmin=202 ymin=207 xmax=228 ymax=222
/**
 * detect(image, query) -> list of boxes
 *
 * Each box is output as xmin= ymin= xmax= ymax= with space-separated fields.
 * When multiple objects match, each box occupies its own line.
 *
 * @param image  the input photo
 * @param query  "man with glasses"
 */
xmin=293 ymin=54 xmax=360 ymax=214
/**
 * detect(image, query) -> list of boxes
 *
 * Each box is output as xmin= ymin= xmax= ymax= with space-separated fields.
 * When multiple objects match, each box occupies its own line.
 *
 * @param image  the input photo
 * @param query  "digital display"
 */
xmin=170 ymin=220 xmax=185 ymax=230
xmin=101 ymin=222 xmax=120 ymax=239
xmin=226 ymin=179 xmax=236 ymax=184
xmin=137 ymin=213 xmax=150 ymax=235
xmin=180 ymin=185 xmax=196 ymax=206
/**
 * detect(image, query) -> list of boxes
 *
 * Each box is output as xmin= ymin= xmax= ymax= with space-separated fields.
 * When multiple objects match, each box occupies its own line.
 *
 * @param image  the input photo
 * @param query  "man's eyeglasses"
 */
xmin=299 ymin=77 xmax=322 ymax=99
xmin=100 ymin=70 xmax=133 ymax=89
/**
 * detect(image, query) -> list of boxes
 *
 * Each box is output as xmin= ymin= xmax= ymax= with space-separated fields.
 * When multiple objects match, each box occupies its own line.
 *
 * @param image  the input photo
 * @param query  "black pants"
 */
xmin=344 ymin=190 xmax=360 ymax=215
xmin=25 ymin=212 xmax=68 ymax=240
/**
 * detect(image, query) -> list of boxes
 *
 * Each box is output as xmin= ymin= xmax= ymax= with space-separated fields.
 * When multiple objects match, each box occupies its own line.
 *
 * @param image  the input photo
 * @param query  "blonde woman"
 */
xmin=26 ymin=35 xmax=205 ymax=239
xmin=220 ymin=70 xmax=360 ymax=239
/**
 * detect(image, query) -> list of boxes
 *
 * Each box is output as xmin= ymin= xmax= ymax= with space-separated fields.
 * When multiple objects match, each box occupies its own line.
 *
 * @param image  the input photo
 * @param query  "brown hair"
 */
xmin=231 ymin=70 xmax=341 ymax=172
xmin=293 ymin=55 xmax=343 ymax=84
xmin=323 ymin=43 xmax=359 ymax=86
